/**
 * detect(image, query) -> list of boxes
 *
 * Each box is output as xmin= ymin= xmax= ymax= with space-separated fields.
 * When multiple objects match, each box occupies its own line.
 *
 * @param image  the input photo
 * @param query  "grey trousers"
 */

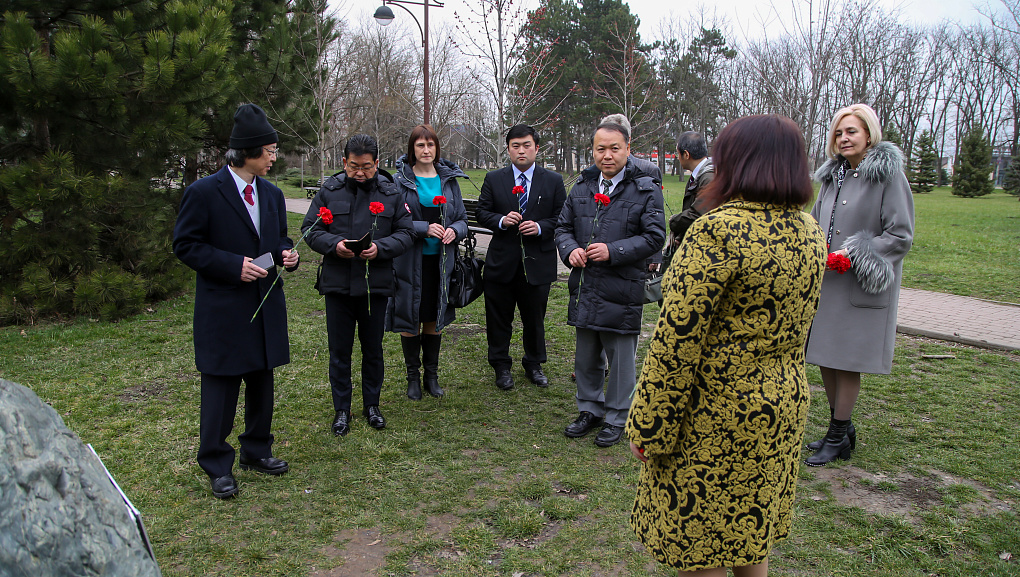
xmin=573 ymin=328 xmax=638 ymax=427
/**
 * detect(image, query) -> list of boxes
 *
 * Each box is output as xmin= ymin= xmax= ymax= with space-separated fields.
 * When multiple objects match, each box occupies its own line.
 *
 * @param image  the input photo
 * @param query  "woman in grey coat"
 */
xmin=386 ymin=124 xmax=469 ymax=400
xmin=805 ymin=103 xmax=914 ymax=466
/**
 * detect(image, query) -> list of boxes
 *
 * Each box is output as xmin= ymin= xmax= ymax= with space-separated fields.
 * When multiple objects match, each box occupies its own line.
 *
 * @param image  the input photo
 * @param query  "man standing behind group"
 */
xmin=301 ymin=135 xmax=414 ymax=436
xmin=476 ymin=125 xmax=567 ymax=390
xmin=555 ymin=118 xmax=666 ymax=447
xmin=173 ymin=103 xmax=298 ymax=499
xmin=667 ymin=131 xmax=715 ymax=252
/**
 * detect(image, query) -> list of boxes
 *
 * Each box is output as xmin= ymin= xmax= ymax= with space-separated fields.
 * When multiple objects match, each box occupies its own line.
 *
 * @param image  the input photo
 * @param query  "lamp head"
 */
xmin=373 ymin=5 xmax=395 ymax=25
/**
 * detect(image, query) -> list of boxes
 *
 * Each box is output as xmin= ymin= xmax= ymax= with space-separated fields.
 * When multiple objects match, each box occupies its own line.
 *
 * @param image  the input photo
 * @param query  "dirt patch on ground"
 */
xmin=805 ymin=465 xmax=1014 ymax=523
xmin=310 ymin=527 xmax=395 ymax=577
xmin=119 ymin=378 xmax=174 ymax=403
xmin=442 ymin=322 xmax=485 ymax=344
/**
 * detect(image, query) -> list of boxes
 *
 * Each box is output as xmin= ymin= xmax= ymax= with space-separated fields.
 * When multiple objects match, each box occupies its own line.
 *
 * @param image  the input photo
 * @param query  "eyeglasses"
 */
xmin=346 ymin=163 xmax=376 ymax=173
xmin=263 ymin=147 xmax=280 ymax=157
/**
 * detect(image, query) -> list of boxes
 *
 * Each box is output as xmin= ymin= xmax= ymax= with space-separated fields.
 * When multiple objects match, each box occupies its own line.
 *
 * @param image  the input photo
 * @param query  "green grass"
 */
xmin=900 ymin=187 xmax=1020 ymax=303
xmin=2 ymin=213 xmax=1018 ymax=576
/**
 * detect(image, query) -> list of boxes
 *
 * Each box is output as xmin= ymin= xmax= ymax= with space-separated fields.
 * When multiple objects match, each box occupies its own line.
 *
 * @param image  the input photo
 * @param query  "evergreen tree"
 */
xmin=909 ymin=130 xmax=938 ymax=194
xmin=882 ymin=125 xmax=903 ymax=149
xmin=952 ymin=124 xmax=994 ymax=198
xmin=1002 ymin=156 xmax=1020 ymax=197
xmin=0 ymin=0 xmax=235 ymax=323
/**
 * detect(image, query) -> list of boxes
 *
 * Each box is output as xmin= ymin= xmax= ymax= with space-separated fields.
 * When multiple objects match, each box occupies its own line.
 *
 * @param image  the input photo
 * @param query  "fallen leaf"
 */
xmin=1000 ymin=551 xmax=1012 ymax=561
xmin=368 ymin=539 xmax=381 ymax=546
xmin=513 ymin=573 xmax=525 ymax=577
xmin=533 ymin=444 xmax=540 ymax=449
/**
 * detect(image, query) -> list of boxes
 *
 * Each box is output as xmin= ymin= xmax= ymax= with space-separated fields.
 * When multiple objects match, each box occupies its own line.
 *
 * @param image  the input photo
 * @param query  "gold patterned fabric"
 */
xmin=626 ymin=200 xmax=825 ymax=570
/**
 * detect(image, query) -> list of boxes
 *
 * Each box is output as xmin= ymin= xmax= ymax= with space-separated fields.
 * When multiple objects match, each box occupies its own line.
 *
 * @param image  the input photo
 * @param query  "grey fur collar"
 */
xmin=814 ymin=141 xmax=905 ymax=185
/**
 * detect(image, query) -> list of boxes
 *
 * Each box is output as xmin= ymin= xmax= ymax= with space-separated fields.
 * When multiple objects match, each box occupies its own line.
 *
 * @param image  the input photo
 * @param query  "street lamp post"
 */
xmin=374 ymin=0 xmax=444 ymax=126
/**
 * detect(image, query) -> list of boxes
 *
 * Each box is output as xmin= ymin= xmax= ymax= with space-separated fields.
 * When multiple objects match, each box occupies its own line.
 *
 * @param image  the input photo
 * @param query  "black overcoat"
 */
xmin=173 ymin=166 xmax=294 ymax=376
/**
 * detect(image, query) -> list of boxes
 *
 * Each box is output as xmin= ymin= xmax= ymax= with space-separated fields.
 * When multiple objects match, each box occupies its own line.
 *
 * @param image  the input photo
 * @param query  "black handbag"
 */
xmin=449 ymin=234 xmax=485 ymax=308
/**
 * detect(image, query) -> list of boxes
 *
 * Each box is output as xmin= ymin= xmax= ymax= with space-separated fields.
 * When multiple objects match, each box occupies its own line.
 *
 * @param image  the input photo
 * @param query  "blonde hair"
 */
xmin=826 ymin=103 xmax=882 ymax=159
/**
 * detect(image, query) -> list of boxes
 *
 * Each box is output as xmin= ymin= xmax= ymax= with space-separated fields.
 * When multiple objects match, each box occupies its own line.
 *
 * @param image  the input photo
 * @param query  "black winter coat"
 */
xmin=554 ymin=159 xmax=666 ymax=334
xmin=386 ymin=156 xmax=469 ymax=334
xmin=301 ymin=170 xmax=414 ymax=297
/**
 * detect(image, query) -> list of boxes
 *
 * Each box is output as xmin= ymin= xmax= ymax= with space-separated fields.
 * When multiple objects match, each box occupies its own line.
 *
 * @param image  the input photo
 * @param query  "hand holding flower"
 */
xmin=568 ymin=247 xmax=588 ymax=268
xmin=361 ymin=243 xmax=379 ymax=260
xmin=577 ymin=192 xmax=611 ymax=290
xmin=252 ymin=206 xmax=332 ymax=321
xmin=281 ymin=249 xmax=299 ymax=269
xmin=427 ymin=222 xmax=447 ymax=239
xmin=585 ymin=242 xmax=610 ymax=262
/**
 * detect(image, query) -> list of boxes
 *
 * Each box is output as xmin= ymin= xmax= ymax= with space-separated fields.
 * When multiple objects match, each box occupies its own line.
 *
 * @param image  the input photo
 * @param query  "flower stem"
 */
xmin=251 ymin=214 xmax=321 ymax=322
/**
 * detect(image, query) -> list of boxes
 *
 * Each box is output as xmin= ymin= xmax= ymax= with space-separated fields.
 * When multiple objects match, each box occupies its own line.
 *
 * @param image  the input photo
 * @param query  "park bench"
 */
xmin=461 ymin=197 xmax=493 ymax=241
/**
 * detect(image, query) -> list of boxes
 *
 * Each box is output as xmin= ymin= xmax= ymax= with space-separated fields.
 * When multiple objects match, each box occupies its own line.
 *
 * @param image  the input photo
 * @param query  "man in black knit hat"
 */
xmin=174 ymin=103 xmax=298 ymax=499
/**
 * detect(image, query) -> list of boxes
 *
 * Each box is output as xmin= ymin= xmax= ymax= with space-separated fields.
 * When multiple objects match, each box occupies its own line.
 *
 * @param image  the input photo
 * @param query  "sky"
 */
xmin=341 ymin=0 xmax=993 ymax=44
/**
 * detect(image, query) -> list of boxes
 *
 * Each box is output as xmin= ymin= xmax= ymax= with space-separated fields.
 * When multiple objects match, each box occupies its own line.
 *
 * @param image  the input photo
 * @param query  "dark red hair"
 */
xmin=406 ymin=124 xmax=441 ymax=166
xmin=700 ymin=115 xmax=813 ymax=211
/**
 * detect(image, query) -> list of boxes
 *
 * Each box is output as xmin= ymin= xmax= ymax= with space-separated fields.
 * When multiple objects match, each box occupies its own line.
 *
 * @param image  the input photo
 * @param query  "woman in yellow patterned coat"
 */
xmin=626 ymin=115 xmax=826 ymax=577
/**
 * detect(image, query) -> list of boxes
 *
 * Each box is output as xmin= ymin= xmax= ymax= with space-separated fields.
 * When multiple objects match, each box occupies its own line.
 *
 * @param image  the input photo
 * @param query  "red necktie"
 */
xmin=243 ymin=184 xmax=254 ymax=206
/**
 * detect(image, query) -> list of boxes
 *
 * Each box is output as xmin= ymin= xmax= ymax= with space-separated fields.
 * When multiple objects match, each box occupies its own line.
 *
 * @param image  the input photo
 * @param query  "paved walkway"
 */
xmin=285 ymin=198 xmax=1020 ymax=352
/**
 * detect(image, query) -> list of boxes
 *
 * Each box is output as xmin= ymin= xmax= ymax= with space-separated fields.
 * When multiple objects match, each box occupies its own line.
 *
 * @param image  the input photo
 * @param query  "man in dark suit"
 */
xmin=173 ymin=103 xmax=298 ymax=499
xmin=476 ymin=125 xmax=567 ymax=390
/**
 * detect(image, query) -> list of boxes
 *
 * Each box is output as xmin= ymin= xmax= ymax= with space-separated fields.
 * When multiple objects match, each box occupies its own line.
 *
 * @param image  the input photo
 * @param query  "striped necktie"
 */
xmin=518 ymin=173 xmax=529 ymax=212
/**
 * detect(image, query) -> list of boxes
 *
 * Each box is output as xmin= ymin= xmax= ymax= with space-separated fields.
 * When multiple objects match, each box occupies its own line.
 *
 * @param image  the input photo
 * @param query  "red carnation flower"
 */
xmin=594 ymin=193 xmax=611 ymax=206
xmin=513 ymin=185 xmax=525 ymax=196
xmin=369 ymin=201 xmax=385 ymax=215
xmin=827 ymin=252 xmax=852 ymax=274
xmin=433 ymin=195 xmax=447 ymax=205
xmin=318 ymin=206 xmax=334 ymax=225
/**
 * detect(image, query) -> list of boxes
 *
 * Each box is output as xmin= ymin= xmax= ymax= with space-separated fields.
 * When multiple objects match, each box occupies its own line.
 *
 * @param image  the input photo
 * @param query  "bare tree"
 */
xmin=453 ymin=0 xmax=565 ymax=165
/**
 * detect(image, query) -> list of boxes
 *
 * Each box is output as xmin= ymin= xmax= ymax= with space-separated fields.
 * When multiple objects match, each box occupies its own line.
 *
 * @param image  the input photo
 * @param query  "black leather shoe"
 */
xmin=239 ymin=455 xmax=289 ymax=475
xmin=495 ymin=368 xmax=515 ymax=391
xmin=364 ymin=405 xmax=386 ymax=429
xmin=332 ymin=410 xmax=351 ymax=436
xmin=525 ymin=368 xmax=549 ymax=388
xmin=564 ymin=411 xmax=602 ymax=438
xmin=211 ymin=474 xmax=239 ymax=499
xmin=594 ymin=424 xmax=624 ymax=447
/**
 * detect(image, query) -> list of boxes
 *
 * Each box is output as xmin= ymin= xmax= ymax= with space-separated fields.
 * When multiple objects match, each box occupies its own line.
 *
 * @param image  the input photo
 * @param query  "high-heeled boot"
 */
xmin=401 ymin=335 xmax=422 ymax=400
xmin=807 ymin=408 xmax=856 ymax=451
xmin=805 ymin=418 xmax=852 ymax=466
xmin=421 ymin=333 xmax=444 ymax=398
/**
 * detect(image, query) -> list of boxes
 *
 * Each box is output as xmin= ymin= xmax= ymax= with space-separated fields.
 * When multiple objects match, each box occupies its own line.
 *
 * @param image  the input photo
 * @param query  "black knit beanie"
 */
xmin=229 ymin=103 xmax=278 ymax=149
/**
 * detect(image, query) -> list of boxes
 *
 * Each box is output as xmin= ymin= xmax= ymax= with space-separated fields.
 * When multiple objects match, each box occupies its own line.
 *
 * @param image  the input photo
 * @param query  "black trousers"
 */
xmin=483 ymin=261 xmax=551 ymax=372
xmin=198 ymin=369 xmax=275 ymax=479
xmin=325 ymin=292 xmax=388 ymax=412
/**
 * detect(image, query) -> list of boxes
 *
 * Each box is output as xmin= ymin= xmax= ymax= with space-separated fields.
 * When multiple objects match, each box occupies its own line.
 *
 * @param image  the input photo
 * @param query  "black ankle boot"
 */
xmin=401 ymin=335 xmax=422 ymax=400
xmin=807 ymin=417 xmax=856 ymax=454
xmin=806 ymin=418 xmax=852 ymax=466
xmin=421 ymin=333 xmax=444 ymax=398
